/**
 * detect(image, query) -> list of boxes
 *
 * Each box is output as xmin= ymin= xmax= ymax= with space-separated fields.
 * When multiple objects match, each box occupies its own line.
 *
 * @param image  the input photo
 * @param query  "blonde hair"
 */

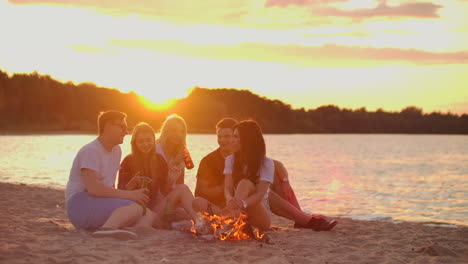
xmin=158 ymin=114 xmax=187 ymax=147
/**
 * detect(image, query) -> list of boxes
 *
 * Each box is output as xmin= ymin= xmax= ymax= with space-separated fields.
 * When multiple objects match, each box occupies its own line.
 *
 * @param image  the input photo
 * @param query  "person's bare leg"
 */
xmin=133 ymin=209 xmax=157 ymax=228
xmin=270 ymin=191 xmax=338 ymax=231
xmin=234 ymin=179 xmax=271 ymax=232
xmin=192 ymin=197 xmax=209 ymax=213
xmin=268 ymin=191 xmax=310 ymax=225
xmin=192 ymin=197 xmax=222 ymax=215
xmin=246 ymin=203 xmax=271 ymax=233
xmin=147 ymin=196 xmax=168 ymax=228
xmin=101 ymin=203 xmax=144 ymax=229
xmin=167 ymin=184 xmax=198 ymax=220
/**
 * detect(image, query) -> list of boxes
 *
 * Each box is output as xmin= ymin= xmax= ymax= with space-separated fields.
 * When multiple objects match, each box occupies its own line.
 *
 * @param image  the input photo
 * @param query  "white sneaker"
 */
xmin=92 ymin=228 xmax=138 ymax=240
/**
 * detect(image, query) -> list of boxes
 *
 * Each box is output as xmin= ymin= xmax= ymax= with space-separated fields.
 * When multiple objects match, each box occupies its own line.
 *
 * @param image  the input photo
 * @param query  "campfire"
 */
xmin=189 ymin=212 xmax=270 ymax=243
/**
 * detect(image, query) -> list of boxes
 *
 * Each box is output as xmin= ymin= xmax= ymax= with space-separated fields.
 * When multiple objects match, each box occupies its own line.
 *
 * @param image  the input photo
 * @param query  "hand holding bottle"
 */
xmin=137 ymin=176 xmax=152 ymax=215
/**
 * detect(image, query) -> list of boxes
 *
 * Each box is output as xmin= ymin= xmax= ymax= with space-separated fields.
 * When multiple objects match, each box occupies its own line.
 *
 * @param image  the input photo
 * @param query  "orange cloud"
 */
xmin=315 ymin=1 xmax=443 ymax=19
xmin=8 ymin=0 xmax=450 ymax=30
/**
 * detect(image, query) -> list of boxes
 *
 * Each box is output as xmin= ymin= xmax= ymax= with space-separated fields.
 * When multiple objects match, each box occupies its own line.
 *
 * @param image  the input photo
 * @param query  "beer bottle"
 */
xmin=183 ymin=147 xmax=194 ymax=169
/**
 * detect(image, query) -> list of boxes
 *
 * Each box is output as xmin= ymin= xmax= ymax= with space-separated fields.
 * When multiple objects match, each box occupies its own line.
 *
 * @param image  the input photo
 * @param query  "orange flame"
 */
xmin=190 ymin=212 xmax=264 ymax=241
xmin=189 ymin=219 xmax=196 ymax=234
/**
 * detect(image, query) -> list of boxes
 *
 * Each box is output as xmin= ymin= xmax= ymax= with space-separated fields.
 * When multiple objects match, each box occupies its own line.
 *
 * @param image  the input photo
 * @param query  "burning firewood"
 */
xmin=188 ymin=212 xmax=272 ymax=243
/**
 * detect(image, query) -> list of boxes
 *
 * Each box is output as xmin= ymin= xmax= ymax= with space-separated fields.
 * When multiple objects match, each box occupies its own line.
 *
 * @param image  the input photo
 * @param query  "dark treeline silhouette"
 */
xmin=1 ymin=70 xmax=467 ymax=134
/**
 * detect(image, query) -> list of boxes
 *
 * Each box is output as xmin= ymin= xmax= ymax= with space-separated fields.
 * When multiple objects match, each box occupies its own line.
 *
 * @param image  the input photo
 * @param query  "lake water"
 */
xmin=1 ymin=134 xmax=467 ymax=226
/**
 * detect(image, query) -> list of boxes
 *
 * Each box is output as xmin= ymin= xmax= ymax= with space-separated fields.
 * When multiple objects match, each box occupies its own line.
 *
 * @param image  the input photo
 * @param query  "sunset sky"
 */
xmin=1 ymin=0 xmax=467 ymax=113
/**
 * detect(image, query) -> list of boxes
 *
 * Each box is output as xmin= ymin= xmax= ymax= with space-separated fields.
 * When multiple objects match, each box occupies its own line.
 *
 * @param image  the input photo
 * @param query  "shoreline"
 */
xmin=1 ymin=182 xmax=467 ymax=263
xmin=2 ymin=181 xmax=466 ymax=228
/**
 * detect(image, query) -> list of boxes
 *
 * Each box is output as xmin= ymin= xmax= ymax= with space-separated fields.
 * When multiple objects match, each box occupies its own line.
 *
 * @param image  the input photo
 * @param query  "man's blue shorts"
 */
xmin=67 ymin=191 xmax=133 ymax=230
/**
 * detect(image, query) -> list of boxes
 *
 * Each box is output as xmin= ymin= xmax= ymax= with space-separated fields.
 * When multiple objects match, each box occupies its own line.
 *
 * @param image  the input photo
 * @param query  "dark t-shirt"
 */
xmin=195 ymin=148 xmax=226 ymax=207
xmin=118 ymin=153 xmax=169 ymax=202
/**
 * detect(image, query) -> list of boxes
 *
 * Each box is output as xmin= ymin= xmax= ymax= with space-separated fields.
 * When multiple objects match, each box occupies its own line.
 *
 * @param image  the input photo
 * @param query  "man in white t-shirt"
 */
xmin=66 ymin=110 xmax=150 ymax=239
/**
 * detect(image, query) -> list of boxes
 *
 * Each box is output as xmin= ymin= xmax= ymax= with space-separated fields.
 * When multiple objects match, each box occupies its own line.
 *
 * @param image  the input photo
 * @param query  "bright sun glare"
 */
xmin=138 ymin=95 xmax=176 ymax=111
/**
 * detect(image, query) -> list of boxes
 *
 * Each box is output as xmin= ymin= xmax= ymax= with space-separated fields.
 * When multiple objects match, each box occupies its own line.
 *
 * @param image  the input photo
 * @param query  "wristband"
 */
xmin=282 ymin=178 xmax=289 ymax=182
xmin=241 ymin=200 xmax=248 ymax=209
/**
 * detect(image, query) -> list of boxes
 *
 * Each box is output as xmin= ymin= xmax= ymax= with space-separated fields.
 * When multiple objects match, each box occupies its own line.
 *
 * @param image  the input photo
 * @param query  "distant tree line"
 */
xmin=0 ymin=70 xmax=467 ymax=134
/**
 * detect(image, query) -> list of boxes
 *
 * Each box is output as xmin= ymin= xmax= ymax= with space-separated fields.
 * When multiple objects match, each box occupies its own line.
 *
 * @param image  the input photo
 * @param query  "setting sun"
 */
xmin=138 ymin=95 xmax=176 ymax=111
xmin=0 ymin=0 xmax=467 ymax=114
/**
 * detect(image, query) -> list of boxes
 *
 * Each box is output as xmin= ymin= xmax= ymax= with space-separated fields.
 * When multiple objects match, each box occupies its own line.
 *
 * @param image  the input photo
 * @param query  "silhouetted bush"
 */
xmin=0 ymin=70 xmax=466 ymax=134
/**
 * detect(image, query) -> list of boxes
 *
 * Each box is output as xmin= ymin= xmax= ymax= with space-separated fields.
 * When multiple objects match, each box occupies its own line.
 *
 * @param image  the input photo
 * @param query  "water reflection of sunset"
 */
xmin=1 ymin=134 xmax=467 ymax=225
xmin=328 ymin=179 xmax=345 ymax=196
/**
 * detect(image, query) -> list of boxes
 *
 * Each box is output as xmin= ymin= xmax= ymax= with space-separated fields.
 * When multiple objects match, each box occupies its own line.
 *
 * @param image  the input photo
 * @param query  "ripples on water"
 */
xmin=0 ymin=134 xmax=467 ymax=226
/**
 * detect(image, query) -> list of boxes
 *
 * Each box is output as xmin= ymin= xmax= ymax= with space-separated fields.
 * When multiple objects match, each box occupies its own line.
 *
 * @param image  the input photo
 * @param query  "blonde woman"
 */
xmin=156 ymin=114 xmax=189 ymax=187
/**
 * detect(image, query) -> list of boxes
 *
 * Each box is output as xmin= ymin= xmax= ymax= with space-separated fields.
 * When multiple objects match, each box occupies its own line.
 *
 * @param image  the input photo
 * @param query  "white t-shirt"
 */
xmin=223 ymin=155 xmax=275 ymax=183
xmin=155 ymin=143 xmax=167 ymax=162
xmin=65 ymin=139 xmax=122 ymax=202
xmin=155 ymin=142 xmax=184 ymax=187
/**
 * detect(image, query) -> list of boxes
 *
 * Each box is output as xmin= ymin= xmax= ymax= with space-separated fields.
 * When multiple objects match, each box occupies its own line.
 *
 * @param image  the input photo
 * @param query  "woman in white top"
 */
xmin=155 ymin=114 xmax=204 ymax=229
xmin=223 ymin=120 xmax=274 ymax=232
xmin=156 ymin=114 xmax=187 ymax=186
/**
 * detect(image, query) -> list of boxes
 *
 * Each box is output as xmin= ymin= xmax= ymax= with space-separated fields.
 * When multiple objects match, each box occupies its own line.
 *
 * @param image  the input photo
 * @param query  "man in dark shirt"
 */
xmin=194 ymin=118 xmax=236 ymax=213
xmin=193 ymin=118 xmax=337 ymax=231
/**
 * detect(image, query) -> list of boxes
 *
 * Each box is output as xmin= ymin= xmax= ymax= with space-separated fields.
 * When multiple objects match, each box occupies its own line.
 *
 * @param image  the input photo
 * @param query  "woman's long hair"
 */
xmin=131 ymin=122 xmax=157 ymax=178
xmin=232 ymin=120 xmax=266 ymax=186
xmin=158 ymin=114 xmax=187 ymax=163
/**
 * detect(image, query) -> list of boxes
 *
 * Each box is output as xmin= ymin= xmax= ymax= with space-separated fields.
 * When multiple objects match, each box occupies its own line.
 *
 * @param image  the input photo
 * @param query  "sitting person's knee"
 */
xmin=126 ymin=202 xmax=144 ymax=215
xmin=174 ymin=183 xmax=190 ymax=193
xmin=238 ymin=179 xmax=254 ymax=186
xmin=192 ymin=197 xmax=208 ymax=212
xmin=237 ymin=179 xmax=255 ymax=192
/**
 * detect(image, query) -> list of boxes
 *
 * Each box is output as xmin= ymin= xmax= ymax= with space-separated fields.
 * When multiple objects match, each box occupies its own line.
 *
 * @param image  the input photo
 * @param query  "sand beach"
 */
xmin=0 ymin=182 xmax=466 ymax=264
